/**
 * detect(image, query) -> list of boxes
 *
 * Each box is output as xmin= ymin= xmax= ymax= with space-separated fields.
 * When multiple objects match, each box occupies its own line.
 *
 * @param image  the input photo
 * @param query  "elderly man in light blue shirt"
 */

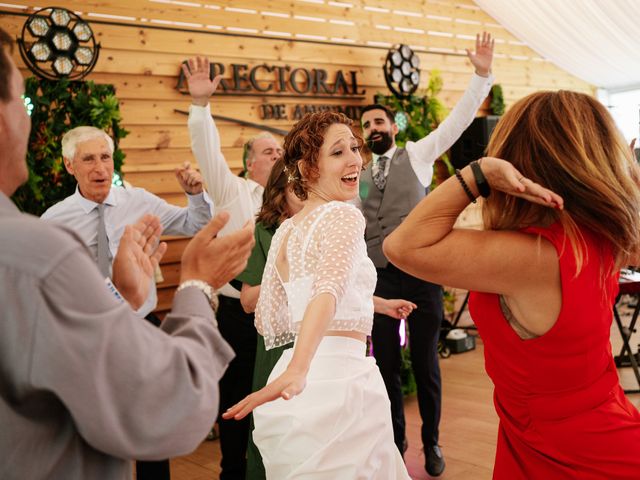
xmin=42 ymin=126 xmax=213 ymax=319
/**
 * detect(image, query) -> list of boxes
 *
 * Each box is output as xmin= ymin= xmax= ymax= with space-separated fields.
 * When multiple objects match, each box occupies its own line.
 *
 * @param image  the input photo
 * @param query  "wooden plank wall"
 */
xmin=2 ymin=0 xmax=593 ymax=315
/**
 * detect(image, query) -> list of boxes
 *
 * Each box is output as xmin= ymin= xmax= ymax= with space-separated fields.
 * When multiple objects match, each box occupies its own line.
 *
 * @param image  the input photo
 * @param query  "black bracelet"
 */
xmin=455 ymin=169 xmax=477 ymax=204
xmin=470 ymin=160 xmax=490 ymax=198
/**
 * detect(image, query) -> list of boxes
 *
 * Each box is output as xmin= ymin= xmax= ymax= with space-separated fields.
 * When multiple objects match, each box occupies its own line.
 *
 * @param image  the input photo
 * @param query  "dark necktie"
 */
xmin=373 ymin=155 xmax=388 ymax=190
xmin=96 ymin=203 xmax=110 ymax=277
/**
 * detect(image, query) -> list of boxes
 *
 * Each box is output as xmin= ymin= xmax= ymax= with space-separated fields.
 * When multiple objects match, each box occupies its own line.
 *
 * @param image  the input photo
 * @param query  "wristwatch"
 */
xmin=470 ymin=160 xmax=490 ymax=198
xmin=176 ymin=280 xmax=219 ymax=311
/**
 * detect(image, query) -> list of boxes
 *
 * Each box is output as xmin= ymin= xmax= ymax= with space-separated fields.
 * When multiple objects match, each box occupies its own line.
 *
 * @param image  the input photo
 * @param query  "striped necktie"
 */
xmin=373 ymin=155 xmax=388 ymax=190
xmin=96 ymin=203 xmax=110 ymax=277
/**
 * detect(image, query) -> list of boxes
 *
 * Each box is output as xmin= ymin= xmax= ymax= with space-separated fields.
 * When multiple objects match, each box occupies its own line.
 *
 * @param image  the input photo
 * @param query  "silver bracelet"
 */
xmin=176 ymin=280 xmax=218 ymax=311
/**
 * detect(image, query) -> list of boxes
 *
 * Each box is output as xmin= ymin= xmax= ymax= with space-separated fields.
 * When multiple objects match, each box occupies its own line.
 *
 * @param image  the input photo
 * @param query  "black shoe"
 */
xmin=425 ymin=445 xmax=445 ymax=477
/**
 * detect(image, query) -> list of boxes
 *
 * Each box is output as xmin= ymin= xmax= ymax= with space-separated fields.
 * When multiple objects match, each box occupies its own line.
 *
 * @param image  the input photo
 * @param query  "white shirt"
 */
xmin=370 ymin=73 xmax=494 ymax=188
xmin=41 ymin=186 xmax=213 ymax=317
xmin=188 ymin=103 xmax=264 ymax=298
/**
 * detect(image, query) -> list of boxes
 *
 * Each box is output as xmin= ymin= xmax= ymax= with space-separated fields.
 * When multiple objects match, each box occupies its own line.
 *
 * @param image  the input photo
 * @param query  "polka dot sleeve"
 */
xmin=309 ymin=203 xmax=365 ymax=305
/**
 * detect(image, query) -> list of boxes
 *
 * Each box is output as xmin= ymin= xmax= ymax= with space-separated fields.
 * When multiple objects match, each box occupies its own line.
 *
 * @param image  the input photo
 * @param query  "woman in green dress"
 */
xmin=238 ymin=158 xmax=302 ymax=480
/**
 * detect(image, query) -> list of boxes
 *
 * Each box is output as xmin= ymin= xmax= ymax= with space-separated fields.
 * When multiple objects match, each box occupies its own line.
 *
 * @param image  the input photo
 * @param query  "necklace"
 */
xmin=307 ymin=187 xmax=333 ymax=204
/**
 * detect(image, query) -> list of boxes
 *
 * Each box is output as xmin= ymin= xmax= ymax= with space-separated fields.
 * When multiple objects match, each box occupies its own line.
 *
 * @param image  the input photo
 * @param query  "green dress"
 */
xmin=236 ymin=222 xmax=293 ymax=480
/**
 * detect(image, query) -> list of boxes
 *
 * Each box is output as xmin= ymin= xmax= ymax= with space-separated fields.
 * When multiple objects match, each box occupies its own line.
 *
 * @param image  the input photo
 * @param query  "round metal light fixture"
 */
xmin=18 ymin=7 xmax=100 ymax=81
xmin=383 ymin=44 xmax=421 ymax=99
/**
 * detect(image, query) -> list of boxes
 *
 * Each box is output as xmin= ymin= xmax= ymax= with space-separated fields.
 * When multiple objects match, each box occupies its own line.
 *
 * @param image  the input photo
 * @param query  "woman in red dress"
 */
xmin=384 ymin=90 xmax=640 ymax=479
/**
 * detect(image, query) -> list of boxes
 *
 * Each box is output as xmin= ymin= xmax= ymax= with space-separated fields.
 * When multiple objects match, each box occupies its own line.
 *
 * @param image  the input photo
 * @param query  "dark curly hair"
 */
xmin=283 ymin=111 xmax=367 ymax=200
xmin=256 ymin=157 xmax=290 ymax=229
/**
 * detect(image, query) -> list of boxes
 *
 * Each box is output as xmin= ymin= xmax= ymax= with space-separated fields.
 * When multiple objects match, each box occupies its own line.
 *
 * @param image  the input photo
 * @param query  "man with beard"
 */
xmin=359 ymin=32 xmax=494 ymax=477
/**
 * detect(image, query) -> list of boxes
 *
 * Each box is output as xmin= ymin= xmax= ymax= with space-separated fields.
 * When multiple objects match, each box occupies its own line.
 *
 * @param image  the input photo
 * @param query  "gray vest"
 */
xmin=361 ymin=147 xmax=427 ymax=268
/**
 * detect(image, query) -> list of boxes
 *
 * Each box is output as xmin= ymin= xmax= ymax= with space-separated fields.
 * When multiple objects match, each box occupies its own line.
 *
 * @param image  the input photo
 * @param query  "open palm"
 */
xmin=182 ymin=56 xmax=223 ymax=105
xmin=222 ymin=368 xmax=307 ymax=421
xmin=112 ymin=214 xmax=167 ymax=309
xmin=466 ymin=31 xmax=494 ymax=76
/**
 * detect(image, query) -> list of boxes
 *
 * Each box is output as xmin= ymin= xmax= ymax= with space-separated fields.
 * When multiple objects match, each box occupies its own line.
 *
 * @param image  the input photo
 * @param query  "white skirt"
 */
xmin=253 ymin=336 xmax=410 ymax=480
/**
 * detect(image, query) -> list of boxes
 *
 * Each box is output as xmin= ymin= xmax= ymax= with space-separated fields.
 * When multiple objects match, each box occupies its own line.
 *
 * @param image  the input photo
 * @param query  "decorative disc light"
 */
xmin=18 ymin=7 xmax=100 ymax=80
xmin=383 ymin=44 xmax=421 ymax=98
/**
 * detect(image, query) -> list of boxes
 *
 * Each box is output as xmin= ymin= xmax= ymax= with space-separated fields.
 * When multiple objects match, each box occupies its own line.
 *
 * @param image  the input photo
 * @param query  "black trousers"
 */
xmin=371 ymin=263 xmax=443 ymax=453
xmin=136 ymin=312 xmax=171 ymax=480
xmin=217 ymin=295 xmax=257 ymax=480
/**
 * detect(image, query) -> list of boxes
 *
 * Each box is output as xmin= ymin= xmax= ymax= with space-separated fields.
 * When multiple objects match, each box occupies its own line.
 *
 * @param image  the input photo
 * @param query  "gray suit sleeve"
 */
xmin=29 ymin=247 xmax=234 ymax=460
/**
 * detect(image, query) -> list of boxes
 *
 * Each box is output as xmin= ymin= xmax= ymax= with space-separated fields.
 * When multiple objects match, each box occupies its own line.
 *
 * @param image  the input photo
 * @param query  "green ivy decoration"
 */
xmin=490 ymin=84 xmax=505 ymax=116
xmin=443 ymin=287 xmax=458 ymax=321
xmin=400 ymin=337 xmax=417 ymax=396
xmin=11 ymin=77 xmax=128 ymax=216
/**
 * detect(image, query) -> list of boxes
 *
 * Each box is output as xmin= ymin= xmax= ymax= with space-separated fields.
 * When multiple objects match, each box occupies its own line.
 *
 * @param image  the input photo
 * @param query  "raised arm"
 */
xmin=407 ymin=32 xmax=494 ymax=186
xmin=384 ymin=157 xmax=562 ymax=296
xmin=133 ymin=185 xmax=210 ymax=237
xmin=183 ymin=56 xmax=242 ymax=208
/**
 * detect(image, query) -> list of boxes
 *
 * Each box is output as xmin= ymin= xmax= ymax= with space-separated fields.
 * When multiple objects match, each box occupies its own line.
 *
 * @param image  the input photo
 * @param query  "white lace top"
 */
xmin=256 ymin=201 xmax=377 ymax=349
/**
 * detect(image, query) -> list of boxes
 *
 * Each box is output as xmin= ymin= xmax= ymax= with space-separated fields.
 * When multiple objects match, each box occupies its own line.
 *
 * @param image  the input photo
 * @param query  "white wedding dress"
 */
xmin=253 ymin=201 xmax=410 ymax=479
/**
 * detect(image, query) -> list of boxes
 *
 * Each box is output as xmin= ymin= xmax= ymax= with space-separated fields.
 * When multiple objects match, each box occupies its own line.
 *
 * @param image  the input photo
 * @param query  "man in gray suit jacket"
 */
xmin=360 ymin=32 xmax=494 ymax=477
xmin=0 ymin=27 xmax=254 ymax=480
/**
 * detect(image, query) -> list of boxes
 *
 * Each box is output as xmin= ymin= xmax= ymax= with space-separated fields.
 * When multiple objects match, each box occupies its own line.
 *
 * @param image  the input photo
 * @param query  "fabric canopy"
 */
xmin=474 ymin=0 xmax=640 ymax=90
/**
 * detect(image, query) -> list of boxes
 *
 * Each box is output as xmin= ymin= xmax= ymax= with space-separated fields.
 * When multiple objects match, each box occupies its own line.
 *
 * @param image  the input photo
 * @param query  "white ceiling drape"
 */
xmin=474 ymin=0 xmax=640 ymax=91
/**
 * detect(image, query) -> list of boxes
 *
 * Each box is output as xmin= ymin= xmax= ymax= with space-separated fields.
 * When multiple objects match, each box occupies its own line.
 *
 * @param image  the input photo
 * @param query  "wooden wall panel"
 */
xmin=1 ymin=0 xmax=594 ymax=316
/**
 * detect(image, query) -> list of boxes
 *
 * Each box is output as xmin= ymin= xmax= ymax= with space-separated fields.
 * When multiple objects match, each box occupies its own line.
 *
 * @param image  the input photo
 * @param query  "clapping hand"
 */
xmin=480 ymin=157 xmax=564 ymax=209
xmin=182 ymin=56 xmax=223 ymax=107
xmin=466 ymin=31 xmax=494 ymax=77
xmin=175 ymin=161 xmax=204 ymax=195
xmin=180 ymin=211 xmax=255 ymax=289
xmin=112 ymin=214 xmax=167 ymax=310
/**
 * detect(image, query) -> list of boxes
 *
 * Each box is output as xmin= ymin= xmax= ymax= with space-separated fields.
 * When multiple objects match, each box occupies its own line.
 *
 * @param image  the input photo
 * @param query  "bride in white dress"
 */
xmin=223 ymin=111 xmax=411 ymax=479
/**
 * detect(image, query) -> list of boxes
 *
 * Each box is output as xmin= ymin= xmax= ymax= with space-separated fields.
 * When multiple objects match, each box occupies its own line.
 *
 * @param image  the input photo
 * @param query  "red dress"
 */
xmin=469 ymin=223 xmax=640 ymax=479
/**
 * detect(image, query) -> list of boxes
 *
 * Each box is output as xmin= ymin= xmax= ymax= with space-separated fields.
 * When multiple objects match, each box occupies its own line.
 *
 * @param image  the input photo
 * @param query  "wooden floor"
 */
xmin=166 ymin=303 xmax=640 ymax=480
